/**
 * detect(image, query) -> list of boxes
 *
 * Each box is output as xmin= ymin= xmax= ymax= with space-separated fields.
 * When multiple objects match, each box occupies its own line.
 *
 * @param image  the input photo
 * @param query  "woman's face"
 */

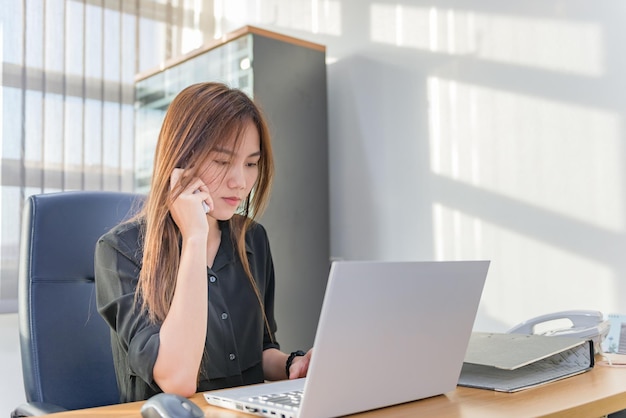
xmin=200 ymin=120 xmax=261 ymax=221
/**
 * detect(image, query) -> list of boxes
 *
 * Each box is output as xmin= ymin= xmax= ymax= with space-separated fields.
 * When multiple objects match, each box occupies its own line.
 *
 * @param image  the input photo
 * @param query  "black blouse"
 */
xmin=94 ymin=216 xmax=280 ymax=403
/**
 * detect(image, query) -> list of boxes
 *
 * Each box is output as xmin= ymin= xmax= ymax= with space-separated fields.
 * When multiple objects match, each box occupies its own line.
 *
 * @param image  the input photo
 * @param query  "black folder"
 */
xmin=458 ymin=332 xmax=594 ymax=392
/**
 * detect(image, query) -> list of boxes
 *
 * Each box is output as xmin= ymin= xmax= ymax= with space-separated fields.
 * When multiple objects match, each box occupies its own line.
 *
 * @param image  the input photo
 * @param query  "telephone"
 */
xmin=508 ymin=310 xmax=610 ymax=353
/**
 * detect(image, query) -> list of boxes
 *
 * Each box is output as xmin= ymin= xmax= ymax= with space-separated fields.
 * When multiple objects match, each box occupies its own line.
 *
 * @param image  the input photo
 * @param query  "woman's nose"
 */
xmin=227 ymin=165 xmax=246 ymax=189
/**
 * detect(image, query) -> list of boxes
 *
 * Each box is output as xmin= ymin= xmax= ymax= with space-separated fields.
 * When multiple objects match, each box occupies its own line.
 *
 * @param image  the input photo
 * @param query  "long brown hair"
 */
xmin=135 ymin=82 xmax=274 ymax=326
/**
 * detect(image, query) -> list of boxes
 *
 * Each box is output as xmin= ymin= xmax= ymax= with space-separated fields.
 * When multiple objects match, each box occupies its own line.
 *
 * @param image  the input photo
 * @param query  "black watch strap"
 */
xmin=285 ymin=350 xmax=306 ymax=378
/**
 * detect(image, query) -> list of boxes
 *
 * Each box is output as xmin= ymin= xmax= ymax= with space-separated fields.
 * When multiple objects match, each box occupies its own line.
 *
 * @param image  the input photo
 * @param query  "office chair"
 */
xmin=11 ymin=191 xmax=144 ymax=417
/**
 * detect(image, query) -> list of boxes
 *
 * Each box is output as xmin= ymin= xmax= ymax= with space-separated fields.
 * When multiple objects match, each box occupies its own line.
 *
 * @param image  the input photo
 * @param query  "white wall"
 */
xmin=222 ymin=0 xmax=626 ymax=331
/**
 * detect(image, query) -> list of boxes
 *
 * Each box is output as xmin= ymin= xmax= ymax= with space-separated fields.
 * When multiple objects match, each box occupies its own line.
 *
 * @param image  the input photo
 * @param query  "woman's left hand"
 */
xmin=288 ymin=349 xmax=313 ymax=379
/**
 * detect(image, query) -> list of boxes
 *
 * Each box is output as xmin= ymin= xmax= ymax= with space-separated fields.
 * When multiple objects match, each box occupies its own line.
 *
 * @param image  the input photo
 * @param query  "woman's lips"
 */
xmin=222 ymin=197 xmax=241 ymax=207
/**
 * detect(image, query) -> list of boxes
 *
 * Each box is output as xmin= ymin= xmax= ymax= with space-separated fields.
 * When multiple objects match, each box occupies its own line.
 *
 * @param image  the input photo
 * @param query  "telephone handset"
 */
xmin=508 ymin=310 xmax=609 ymax=352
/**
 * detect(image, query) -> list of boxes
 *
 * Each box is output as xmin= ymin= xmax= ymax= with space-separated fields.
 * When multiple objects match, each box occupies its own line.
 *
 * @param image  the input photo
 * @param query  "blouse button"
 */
xmin=229 ymin=353 xmax=236 ymax=361
xmin=209 ymin=275 xmax=216 ymax=283
xmin=221 ymin=313 xmax=228 ymax=320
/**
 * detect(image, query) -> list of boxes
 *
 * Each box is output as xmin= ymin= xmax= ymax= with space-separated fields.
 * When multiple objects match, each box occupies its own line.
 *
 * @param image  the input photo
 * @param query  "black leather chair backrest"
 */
xmin=16 ymin=191 xmax=143 ymax=413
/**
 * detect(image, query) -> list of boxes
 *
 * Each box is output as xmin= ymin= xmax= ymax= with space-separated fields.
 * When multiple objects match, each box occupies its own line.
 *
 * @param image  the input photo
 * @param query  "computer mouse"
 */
xmin=140 ymin=393 xmax=204 ymax=418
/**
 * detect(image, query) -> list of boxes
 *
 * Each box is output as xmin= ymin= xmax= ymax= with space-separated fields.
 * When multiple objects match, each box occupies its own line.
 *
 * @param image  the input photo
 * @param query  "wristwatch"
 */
xmin=285 ymin=350 xmax=306 ymax=378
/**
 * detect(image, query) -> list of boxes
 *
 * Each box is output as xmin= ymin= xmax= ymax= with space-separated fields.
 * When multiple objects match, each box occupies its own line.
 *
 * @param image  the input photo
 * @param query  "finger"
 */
xmin=194 ymin=183 xmax=213 ymax=213
xmin=193 ymin=190 xmax=211 ymax=213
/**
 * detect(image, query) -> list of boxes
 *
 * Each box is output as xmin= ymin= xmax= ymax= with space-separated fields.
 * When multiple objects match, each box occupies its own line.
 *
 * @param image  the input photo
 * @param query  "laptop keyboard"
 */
xmin=249 ymin=390 xmax=303 ymax=409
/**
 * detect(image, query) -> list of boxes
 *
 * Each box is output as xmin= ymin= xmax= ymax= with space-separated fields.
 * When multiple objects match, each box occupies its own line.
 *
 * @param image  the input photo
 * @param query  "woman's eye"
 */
xmin=247 ymin=162 xmax=259 ymax=167
xmin=214 ymin=160 xmax=229 ymax=166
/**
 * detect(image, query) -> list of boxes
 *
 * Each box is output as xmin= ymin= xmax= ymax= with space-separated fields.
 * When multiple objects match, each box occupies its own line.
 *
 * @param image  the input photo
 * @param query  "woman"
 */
xmin=95 ymin=82 xmax=311 ymax=403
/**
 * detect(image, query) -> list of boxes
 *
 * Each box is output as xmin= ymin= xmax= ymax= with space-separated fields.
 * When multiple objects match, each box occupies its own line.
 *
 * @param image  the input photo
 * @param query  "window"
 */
xmin=0 ymin=0 xmax=216 ymax=312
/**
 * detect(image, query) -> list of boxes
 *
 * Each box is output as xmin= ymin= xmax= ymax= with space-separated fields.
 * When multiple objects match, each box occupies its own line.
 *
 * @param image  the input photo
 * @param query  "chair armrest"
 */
xmin=11 ymin=402 xmax=68 ymax=417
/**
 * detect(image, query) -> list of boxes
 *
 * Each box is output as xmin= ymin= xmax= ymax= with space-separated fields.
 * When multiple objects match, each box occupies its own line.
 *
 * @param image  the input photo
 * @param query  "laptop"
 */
xmin=204 ymin=260 xmax=490 ymax=418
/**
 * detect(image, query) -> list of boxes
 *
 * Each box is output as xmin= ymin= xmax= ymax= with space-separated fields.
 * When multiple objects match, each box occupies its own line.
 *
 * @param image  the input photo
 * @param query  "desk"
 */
xmin=47 ymin=365 xmax=626 ymax=418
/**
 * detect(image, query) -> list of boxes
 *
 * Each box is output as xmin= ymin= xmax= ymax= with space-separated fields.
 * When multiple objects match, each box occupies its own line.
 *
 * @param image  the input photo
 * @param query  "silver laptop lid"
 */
xmin=298 ymin=260 xmax=489 ymax=418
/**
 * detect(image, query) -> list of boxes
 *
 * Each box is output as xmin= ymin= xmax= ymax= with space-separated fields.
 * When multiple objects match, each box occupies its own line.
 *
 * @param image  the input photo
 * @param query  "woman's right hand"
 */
xmin=155 ymin=168 xmax=213 ymax=396
xmin=169 ymin=168 xmax=214 ymax=239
